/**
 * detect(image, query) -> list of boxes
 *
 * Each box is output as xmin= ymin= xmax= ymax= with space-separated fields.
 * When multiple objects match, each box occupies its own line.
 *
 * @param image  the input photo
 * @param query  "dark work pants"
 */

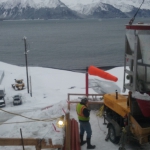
xmin=79 ymin=121 xmax=92 ymax=138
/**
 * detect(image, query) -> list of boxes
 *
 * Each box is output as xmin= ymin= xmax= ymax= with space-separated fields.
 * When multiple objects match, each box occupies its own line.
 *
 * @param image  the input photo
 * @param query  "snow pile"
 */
xmin=0 ymin=100 xmax=68 ymax=146
xmin=1 ymin=61 xmax=149 ymax=150
xmin=0 ymin=61 xmax=123 ymax=149
xmin=132 ymin=91 xmax=150 ymax=101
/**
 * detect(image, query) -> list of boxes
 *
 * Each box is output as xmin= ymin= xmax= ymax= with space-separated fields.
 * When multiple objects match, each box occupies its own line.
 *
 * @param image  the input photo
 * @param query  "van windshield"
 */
xmin=0 ymin=96 xmax=4 ymax=100
xmin=0 ymin=91 xmax=5 ymax=96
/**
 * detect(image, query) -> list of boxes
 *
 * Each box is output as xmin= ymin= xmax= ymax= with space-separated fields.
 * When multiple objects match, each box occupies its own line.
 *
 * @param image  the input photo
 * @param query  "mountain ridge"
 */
xmin=0 ymin=0 xmax=150 ymax=20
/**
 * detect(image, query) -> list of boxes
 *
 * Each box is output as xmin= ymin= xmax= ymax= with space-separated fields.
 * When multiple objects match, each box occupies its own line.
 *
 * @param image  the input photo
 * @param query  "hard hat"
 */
xmin=81 ymin=97 xmax=88 ymax=104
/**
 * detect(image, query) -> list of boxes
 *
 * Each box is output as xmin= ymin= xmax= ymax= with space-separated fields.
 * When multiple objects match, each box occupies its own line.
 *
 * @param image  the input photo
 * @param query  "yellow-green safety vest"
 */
xmin=76 ymin=103 xmax=89 ymax=121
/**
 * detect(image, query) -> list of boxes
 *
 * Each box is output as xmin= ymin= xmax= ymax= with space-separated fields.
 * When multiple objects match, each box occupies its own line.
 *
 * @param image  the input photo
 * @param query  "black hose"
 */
xmin=129 ymin=0 xmax=145 ymax=25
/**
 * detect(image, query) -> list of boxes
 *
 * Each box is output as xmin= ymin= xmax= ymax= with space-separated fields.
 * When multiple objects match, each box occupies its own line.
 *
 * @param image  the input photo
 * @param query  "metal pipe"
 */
xmin=86 ymin=67 xmax=89 ymax=97
xmin=116 ymin=90 xmax=118 ymax=99
xmin=20 ymin=128 xmax=25 ymax=150
xmin=129 ymin=0 xmax=145 ymax=25
xmin=23 ymin=37 xmax=29 ymax=93
xmin=29 ymin=76 xmax=32 ymax=97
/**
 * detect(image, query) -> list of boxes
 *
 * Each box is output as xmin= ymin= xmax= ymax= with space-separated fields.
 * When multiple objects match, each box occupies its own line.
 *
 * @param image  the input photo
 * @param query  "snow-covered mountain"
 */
xmin=0 ymin=0 xmax=65 ymax=9
xmin=65 ymin=2 xmax=127 ymax=18
xmin=61 ymin=0 xmax=150 ymax=12
xmin=0 ymin=0 xmax=79 ymax=19
xmin=61 ymin=0 xmax=150 ymax=17
xmin=0 ymin=0 xmax=150 ymax=20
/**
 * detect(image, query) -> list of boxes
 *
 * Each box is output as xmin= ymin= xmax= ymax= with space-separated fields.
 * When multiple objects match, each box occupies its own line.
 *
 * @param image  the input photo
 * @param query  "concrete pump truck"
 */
xmin=103 ymin=1 xmax=150 ymax=150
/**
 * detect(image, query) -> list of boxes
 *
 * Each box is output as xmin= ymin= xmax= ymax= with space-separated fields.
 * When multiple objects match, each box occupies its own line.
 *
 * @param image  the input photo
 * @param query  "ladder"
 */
xmin=123 ymin=30 xmax=139 ymax=93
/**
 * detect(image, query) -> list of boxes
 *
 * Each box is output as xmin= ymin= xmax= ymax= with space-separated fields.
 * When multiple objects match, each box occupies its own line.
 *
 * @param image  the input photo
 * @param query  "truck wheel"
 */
xmin=108 ymin=124 xmax=120 ymax=144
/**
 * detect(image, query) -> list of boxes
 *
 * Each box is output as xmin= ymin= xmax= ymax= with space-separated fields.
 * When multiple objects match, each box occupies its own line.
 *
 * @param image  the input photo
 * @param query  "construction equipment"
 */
xmin=103 ymin=23 xmax=150 ymax=150
xmin=12 ymin=79 xmax=25 ymax=91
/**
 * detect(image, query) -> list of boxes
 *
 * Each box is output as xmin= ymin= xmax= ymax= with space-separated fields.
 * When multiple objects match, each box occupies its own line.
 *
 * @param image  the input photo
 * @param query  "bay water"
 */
xmin=1 ymin=18 xmax=150 ymax=72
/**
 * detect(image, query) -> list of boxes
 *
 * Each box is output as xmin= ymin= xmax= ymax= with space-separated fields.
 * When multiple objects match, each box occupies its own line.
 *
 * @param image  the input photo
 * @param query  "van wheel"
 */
xmin=118 ymin=147 xmax=126 ymax=150
xmin=108 ymin=124 xmax=120 ymax=144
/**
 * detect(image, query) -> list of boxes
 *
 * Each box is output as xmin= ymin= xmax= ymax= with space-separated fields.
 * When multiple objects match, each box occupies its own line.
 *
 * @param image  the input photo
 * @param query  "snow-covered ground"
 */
xmin=0 ymin=61 xmax=150 ymax=150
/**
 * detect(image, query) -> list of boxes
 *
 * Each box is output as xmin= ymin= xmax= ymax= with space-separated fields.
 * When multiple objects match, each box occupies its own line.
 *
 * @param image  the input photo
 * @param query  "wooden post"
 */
xmin=35 ymin=145 xmax=41 ymax=150
xmin=68 ymin=94 xmax=70 ymax=110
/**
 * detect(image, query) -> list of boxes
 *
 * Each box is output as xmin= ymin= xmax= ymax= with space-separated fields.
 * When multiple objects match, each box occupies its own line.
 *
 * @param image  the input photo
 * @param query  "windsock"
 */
xmin=88 ymin=66 xmax=118 ymax=82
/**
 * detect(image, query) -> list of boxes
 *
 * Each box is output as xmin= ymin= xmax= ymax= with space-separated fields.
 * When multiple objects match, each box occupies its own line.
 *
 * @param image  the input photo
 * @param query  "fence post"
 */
xmin=68 ymin=94 xmax=70 ymax=110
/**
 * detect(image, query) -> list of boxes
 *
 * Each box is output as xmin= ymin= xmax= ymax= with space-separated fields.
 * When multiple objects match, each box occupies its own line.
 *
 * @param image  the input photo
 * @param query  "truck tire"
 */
xmin=108 ymin=124 xmax=120 ymax=144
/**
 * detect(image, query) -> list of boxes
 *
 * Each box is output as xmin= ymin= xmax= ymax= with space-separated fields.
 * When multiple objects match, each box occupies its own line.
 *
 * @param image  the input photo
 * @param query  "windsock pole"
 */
xmin=86 ymin=67 xmax=89 ymax=97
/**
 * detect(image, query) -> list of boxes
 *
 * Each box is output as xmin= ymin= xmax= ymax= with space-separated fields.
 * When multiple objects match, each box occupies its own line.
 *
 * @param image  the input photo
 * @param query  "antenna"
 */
xmin=129 ymin=0 xmax=145 ymax=25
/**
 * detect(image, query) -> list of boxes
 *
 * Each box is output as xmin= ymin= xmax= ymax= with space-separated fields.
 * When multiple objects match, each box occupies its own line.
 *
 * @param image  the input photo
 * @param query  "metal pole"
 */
xmin=30 ymin=76 xmax=32 ymax=97
xmin=86 ymin=67 xmax=89 ymax=97
xmin=23 ymin=37 xmax=29 ymax=93
xmin=20 ymin=128 xmax=25 ymax=150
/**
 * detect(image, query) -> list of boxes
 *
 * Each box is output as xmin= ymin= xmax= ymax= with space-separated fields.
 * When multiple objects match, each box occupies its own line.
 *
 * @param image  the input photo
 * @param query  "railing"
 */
xmin=67 ymin=93 xmax=104 ymax=110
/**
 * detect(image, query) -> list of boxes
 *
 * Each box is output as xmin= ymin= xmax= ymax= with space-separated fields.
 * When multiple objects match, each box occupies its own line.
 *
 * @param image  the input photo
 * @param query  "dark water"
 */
xmin=1 ymin=18 xmax=150 ymax=72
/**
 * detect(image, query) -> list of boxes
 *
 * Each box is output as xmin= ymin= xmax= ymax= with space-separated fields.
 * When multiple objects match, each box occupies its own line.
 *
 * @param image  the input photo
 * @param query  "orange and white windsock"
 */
xmin=88 ymin=66 xmax=118 ymax=82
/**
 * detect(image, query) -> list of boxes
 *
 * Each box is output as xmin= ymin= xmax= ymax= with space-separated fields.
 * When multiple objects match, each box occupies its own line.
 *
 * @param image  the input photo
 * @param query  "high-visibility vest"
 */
xmin=76 ymin=103 xmax=89 ymax=121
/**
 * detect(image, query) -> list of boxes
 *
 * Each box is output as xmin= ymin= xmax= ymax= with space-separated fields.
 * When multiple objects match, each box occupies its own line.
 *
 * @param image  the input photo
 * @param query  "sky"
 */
xmin=0 ymin=61 xmax=150 ymax=150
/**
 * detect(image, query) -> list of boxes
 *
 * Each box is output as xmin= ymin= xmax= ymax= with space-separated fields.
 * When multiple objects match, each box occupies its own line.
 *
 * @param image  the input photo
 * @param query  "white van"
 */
xmin=0 ymin=85 xmax=6 ymax=107
xmin=0 ymin=97 xmax=5 ymax=107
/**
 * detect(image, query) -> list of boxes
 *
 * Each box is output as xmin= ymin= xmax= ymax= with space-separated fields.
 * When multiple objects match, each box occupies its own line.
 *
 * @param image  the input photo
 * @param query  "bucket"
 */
xmin=136 ymin=99 xmax=150 ymax=117
xmin=126 ymin=24 xmax=150 ymax=91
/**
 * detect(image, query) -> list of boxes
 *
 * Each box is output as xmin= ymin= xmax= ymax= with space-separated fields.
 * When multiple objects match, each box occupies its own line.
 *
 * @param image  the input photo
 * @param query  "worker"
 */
xmin=76 ymin=97 xmax=96 ymax=149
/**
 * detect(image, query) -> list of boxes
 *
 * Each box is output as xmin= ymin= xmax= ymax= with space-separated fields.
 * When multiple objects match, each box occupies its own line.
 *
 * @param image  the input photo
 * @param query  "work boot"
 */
xmin=87 ymin=138 xmax=96 ymax=149
xmin=80 ymin=135 xmax=87 ymax=146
